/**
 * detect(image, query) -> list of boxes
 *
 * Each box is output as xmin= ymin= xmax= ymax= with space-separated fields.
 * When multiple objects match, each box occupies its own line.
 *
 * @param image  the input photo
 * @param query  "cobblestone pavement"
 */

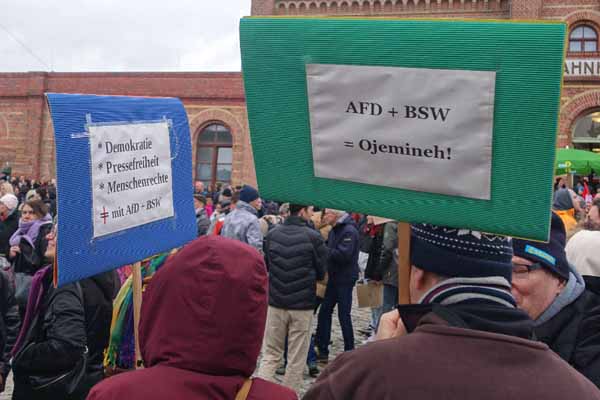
xmin=1 ymin=374 xmax=12 ymax=400
xmin=263 ymin=288 xmax=372 ymax=398
xmin=0 ymin=289 xmax=371 ymax=400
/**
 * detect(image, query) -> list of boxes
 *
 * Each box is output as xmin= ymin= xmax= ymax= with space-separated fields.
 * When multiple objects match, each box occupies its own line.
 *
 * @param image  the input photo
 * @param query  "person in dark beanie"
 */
xmin=512 ymin=212 xmax=600 ymax=388
xmin=221 ymin=185 xmax=263 ymax=253
xmin=304 ymin=223 xmax=600 ymax=400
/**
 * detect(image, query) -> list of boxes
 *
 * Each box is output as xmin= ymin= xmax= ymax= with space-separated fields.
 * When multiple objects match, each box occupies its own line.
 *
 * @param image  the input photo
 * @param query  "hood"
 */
xmin=553 ymin=188 xmax=574 ymax=211
xmin=335 ymin=212 xmax=353 ymax=226
xmin=139 ymin=236 xmax=268 ymax=377
xmin=535 ymin=263 xmax=586 ymax=326
xmin=400 ymin=301 xmax=534 ymax=340
xmin=88 ymin=270 xmax=120 ymax=301
xmin=566 ymin=230 xmax=600 ymax=277
xmin=236 ymin=200 xmax=258 ymax=216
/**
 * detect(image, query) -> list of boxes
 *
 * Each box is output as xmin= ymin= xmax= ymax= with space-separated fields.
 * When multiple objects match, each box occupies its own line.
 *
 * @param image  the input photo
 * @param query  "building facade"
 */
xmin=0 ymin=0 xmax=599 ymax=182
xmin=256 ymin=0 xmax=600 ymax=152
xmin=0 ymin=72 xmax=255 ymax=187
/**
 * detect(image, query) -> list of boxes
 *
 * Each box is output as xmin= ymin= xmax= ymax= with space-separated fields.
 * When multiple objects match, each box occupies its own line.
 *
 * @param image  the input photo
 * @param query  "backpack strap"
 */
xmin=234 ymin=378 xmax=253 ymax=400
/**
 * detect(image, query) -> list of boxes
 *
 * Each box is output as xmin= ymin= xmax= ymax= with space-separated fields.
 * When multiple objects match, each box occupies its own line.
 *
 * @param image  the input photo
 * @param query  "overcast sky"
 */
xmin=0 ymin=0 xmax=251 ymax=72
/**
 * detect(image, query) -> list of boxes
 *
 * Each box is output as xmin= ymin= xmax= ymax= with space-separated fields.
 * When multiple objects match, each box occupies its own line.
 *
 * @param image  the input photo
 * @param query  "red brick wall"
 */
xmin=0 ymin=72 xmax=255 ymax=184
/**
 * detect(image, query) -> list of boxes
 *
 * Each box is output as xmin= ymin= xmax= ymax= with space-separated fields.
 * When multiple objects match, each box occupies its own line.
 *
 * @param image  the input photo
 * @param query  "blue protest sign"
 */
xmin=46 ymin=93 xmax=196 ymax=286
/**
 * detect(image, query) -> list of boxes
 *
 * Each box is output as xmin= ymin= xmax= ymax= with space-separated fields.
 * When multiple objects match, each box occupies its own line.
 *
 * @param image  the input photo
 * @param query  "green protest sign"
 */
xmin=240 ymin=17 xmax=566 ymax=241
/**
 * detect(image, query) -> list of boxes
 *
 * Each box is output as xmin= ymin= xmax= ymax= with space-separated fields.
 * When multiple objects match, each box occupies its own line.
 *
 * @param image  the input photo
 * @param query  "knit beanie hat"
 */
xmin=0 ymin=194 xmax=18 ymax=211
xmin=512 ymin=213 xmax=569 ymax=281
xmin=411 ymin=224 xmax=513 ymax=281
xmin=240 ymin=185 xmax=259 ymax=203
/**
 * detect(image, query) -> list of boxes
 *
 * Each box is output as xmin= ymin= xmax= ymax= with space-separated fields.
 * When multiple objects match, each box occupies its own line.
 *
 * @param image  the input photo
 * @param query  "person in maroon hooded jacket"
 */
xmin=87 ymin=236 xmax=297 ymax=400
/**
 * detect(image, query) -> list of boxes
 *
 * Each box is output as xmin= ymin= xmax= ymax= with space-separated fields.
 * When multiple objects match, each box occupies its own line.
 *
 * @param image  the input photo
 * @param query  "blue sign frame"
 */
xmin=47 ymin=93 xmax=196 ymax=286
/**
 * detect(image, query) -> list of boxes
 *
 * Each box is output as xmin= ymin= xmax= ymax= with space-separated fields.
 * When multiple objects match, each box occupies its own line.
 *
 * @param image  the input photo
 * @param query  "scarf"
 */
xmin=419 ymin=276 xmax=516 ymax=308
xmin=9 ymin=213 xmax=52 ymax=247
xmin=12 ymin=265 xmax=51 ymax=356
xmin=104 ymin=251 xmax=173 ymax=370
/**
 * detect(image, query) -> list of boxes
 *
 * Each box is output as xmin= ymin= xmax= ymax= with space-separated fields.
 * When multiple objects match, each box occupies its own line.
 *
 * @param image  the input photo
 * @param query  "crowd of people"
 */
xmin=0 ymin=175 xmax=599 ymax=399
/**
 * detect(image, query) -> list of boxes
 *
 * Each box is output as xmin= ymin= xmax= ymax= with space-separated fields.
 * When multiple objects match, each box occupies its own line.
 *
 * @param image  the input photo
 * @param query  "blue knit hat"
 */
xmin=512 ymin=213 xmax=569 ymax=281
xmin=411 ymin=224 xmax=513 ymax=281
xmin=239 ymin=185 xmax=259 ymax=203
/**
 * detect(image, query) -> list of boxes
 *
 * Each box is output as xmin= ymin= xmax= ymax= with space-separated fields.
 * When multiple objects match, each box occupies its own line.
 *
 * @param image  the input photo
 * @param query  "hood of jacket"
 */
xmin=87 ymin=270 xmax=120 ymax=302
xmin=535 ymin=263 xmax=586 ymax=326
xmin=235 ymin=200 xmax=258 ymax=216
xmin=399 ymin=300 xmax=534 ymax=340
xmin=139 ymin=235 xmax=268 ymax=377
xmin=334 ymin=212 xmax=353 ymax=228
xmin=553 ymin=189 xmax=574 ymax=211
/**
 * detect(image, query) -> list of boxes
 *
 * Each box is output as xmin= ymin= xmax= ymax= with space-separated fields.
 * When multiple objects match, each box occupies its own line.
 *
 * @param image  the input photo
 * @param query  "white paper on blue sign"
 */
xmin=89 ymin=121 xmax=174 ymax=238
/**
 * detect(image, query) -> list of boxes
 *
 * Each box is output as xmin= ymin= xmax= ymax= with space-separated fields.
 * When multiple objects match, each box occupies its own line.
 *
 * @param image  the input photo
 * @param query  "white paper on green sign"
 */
xmin=306 ymin=64 xmax=496 ymax=200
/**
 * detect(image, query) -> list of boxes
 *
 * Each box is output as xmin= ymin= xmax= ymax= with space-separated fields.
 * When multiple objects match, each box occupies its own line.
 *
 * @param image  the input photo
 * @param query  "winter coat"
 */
xmin=363 ymin=224 xmax=385 ymax=281
xmin=375 ymin=222 xmax=399 ymax=287
xmin=535 ymin=275 xmax=600 ymax=389
xmin=10 ymin=223 xmax=52 ymax=275
xmin=326 ymin=214 xmax=359 ymax=286
xmin=12 ymin=274 xmax=88 ymax=400
xmin=264 ymin=216 xmax=327 ymax=310
xmin=195 ymin=208 xmax=210 ymax=236
xmin=304 ymin=301 xmax=600 ymax=400
xmin=0 ymin=210 xmax=19 ymax=257
xmin=221 ymin=201 xmax=263 ymax=253
xmin=0 ymin=269 xmax=19 ymax=382
xmin=80 ymin=271 xmax=120 ymax=378
xmin=87 ymin=236 xmax=297 ymax=400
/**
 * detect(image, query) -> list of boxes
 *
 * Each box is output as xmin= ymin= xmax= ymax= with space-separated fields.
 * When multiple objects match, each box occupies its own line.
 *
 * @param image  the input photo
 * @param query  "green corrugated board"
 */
xmin=240 ymin=17 xmax=566 ymax=241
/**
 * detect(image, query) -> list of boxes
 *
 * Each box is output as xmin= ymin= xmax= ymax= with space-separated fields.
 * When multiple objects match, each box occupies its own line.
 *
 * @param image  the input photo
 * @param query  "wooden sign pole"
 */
xmin=132 ymin=261 xmax=143 ymax=369
xmin=397 ymin=222 xmax=411 ymax=305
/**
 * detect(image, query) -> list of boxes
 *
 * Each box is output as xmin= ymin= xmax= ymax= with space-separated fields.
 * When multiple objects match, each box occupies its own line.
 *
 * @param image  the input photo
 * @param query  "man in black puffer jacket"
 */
xmin=258 ymin=204 xmax=327 ymax=394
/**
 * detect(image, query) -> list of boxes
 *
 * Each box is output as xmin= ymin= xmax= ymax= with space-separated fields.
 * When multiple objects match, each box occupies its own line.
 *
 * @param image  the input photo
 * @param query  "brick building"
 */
xmin=0 ymin=72 xmax=255 ymax=187
xmin=1 ymin=0 xmax=599 ymax=183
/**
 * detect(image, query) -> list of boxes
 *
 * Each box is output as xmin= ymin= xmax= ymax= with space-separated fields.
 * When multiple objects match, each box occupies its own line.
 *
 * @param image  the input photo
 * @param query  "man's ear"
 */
xmin=410 ymin=265 xmax=426 ymax=291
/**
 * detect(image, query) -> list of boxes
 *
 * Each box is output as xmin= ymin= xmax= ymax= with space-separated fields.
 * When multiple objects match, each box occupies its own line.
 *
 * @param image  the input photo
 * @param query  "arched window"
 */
xmin=569 ymin=24 xmax=598 ymax=53
xmin=196 ymin=123 xmax=233 ymax=187
xmin=572 ymin=110 xmax=600 ymax=151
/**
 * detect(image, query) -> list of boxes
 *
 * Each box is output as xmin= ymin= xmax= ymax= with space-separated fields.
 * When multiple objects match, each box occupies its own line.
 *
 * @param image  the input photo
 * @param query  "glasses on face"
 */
xmin=512 ymin=262 xmax=543 ymax=280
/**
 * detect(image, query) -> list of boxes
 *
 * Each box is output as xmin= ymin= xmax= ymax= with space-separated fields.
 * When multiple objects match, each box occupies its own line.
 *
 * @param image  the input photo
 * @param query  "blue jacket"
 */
xmin=327 ymin=214 xmax=359 ymax=286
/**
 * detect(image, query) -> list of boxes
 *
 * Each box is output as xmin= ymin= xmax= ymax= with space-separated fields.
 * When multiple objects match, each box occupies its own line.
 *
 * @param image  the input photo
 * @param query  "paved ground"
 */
xmin=0 ymin=289 xmax=371 ymax=399
xmin=1 ymin=374 xmax=11 ymax=399
xmin=264 ymin=288 xmax=372 ymax=398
